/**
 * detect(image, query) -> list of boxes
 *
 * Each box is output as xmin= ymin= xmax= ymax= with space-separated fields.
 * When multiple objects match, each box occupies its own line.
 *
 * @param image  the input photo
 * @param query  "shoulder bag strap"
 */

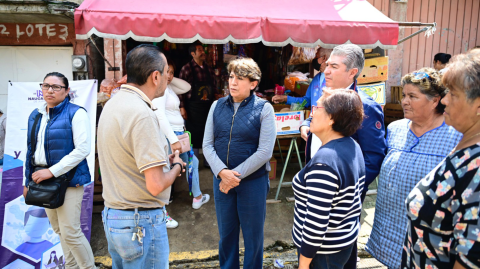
xmin=30 ymin=113 xmax=42 ymax=166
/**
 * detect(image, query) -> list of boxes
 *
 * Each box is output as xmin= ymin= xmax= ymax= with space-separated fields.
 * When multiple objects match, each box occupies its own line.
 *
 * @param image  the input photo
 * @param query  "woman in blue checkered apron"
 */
xmin=365 ymin=68 xmax=462 ymax=268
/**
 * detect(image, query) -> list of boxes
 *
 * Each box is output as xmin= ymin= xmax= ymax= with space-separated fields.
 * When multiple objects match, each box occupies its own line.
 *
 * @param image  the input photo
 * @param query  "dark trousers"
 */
xmin=343 ymin=190 xmax=367 ymax=269
xmin=213 ymin=173 xmax=269 ymax=269
xmin=297 ymin=244 xmax=354 ymax=269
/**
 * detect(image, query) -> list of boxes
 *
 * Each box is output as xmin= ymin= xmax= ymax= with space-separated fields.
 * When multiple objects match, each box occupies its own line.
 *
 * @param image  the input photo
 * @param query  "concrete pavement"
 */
xmin=90 ymin=161 xmax=386 ymax=268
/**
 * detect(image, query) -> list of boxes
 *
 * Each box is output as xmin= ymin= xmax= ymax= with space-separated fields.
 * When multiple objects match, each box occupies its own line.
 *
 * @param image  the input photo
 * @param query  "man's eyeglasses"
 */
xmin=40 ymin=83 xmax=66 ymax=92
xmin=311 ymin=106 xmax=324 ymax=115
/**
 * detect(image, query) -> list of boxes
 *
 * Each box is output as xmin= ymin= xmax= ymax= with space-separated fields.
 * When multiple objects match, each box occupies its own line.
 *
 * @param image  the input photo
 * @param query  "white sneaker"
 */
xmin=165 ymin=211 xmax=178 ymax=229
xmin=192 ymin=194 xmax=210 ymax=209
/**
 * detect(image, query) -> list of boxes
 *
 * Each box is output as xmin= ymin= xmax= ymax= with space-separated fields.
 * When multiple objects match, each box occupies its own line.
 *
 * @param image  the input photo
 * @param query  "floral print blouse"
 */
xmin=402 ymin=143 xmax=480 ymax=268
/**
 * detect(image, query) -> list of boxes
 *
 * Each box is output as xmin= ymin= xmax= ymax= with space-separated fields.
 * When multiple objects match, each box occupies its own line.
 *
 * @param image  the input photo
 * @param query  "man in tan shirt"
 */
xmin=97 ymin=44 xmax=184 ymax=269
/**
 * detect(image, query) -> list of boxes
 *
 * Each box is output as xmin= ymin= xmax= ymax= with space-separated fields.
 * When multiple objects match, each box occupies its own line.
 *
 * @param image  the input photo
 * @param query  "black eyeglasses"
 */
xmin=40 ymin=83 xmax=66 ymax=92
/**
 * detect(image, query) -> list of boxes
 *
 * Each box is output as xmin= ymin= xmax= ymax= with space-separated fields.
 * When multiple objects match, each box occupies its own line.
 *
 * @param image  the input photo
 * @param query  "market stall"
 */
xmin=74 ymin=0 xmax=429 ymax=201
xmin=75 ymin=0 xmax=399 ymax=49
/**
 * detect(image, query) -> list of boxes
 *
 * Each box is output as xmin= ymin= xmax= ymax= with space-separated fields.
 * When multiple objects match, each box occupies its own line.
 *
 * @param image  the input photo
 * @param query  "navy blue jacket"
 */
xmin=25 ymin=96 xmax=90 ymax=187
xmin=213 ymin=94 xmax=268 ymax=180
xmin=302 ymin=80 xmax=386 ymax=195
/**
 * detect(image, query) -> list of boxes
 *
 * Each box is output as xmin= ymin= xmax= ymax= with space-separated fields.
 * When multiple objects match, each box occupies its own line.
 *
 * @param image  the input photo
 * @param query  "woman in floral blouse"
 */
xmin=402 ymin=49 xmax=480 ymax=268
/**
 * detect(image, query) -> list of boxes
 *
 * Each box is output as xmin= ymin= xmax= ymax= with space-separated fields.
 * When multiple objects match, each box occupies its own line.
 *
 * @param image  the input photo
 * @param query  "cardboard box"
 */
xmin=275 ymin=110 xmax=305 ymax=135
xmin=269 ymin=157 xmax=277 ymax=180
xmin=358 ymin=82 xmax=386 ymax=105
xmin=272 ymin=104 xmax=291 ymax=112
xmin=364 ymin=47 xmax=385 ymax=59
xmin=357 ymin=56 xmax=388 ymax=84
xmin=294 ymin=81 xmax=310 ymax=97
xmin=305 ymin=109 xmax=311 ymax=119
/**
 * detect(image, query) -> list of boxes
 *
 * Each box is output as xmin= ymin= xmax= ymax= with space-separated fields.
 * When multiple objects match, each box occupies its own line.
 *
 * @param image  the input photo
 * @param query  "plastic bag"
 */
xmin=290 ymin=99 xmax=307 ymax=111
xmin=97 ymin=92 xmax=110 ymax=104
xmin=111 ymin=75 xmax=128 ymax=98
xmin=284 ymin=71 xmax=309 ymax=91
xmin=100 ymin=78 xmax=118 ymax=97
xmin=288 ymin=46 xmax=320 ymax=65
xmin=117 ymin=75 xmax=127 ymax=84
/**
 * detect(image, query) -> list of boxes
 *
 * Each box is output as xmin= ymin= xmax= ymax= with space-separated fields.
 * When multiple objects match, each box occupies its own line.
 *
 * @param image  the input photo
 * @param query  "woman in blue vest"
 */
xmin=203 ymin=58 xmax=276 ymax=269
xmin=23 ymin=72 xmax=95 ymax=269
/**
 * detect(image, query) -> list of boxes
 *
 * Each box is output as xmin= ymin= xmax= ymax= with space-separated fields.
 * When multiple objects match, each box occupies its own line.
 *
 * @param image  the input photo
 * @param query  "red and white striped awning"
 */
xmin=75 ymin=0 xmax=399 ymax=49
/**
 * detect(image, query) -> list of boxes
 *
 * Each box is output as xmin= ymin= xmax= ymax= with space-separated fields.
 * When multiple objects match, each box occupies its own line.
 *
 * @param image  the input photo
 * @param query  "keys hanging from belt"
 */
xmin=132 ymin=226 xmax=145 ymax=244
xmin=131 ymin=210 xmax=145 ymax=244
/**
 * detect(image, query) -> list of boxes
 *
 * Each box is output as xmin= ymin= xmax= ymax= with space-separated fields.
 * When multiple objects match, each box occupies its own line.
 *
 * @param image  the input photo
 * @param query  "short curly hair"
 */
xmin=227 ymin=58 xmax=261 ymax=90
xmin=321 ymin=88 xmax=364 ymax=137
xmin=401 ymin=67 xmax=446 ymax=114
xmin=442 ymin=49 xmax=480 ymax=102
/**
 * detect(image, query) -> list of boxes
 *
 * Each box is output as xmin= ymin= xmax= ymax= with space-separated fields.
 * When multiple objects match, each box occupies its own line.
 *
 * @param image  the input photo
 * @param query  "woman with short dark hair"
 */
xmin=203 ymin=58 xmax=276 ymax=269
xmin=402 ymin=49 xmax=480 ymax=268
xmin=433 ymin=52 xmax=451 ymax=73
xmin=292 ymin=88 xmax=365 ymax=269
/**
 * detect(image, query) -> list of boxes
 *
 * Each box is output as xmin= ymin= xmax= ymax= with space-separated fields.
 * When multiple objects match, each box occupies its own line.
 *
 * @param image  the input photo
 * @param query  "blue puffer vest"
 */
xmin=213 ymin=93 xmax=268 ymax=181
xmin=25 ymin=96 xmax=90 ymax=187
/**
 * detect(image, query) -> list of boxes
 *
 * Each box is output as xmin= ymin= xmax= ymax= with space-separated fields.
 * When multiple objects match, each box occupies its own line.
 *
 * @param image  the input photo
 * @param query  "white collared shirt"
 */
xmin=25 ymin=102 xmax=91 ymax=180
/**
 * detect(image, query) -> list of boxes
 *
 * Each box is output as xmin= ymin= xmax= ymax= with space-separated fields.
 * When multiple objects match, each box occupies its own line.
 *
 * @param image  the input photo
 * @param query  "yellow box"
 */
xmin=358 ymin=56 xmax=388 ymax=84
xmin=358 ymin=82 xmax=386 ymax=105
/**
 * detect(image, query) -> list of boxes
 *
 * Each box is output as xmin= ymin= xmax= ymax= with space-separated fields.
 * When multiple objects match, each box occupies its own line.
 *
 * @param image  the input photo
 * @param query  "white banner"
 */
xmin=0 ymin=80 xmax=97 ymax=268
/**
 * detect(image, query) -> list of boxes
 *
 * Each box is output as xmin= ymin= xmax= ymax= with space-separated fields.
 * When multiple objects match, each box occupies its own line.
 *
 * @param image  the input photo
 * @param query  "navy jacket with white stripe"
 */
xmin=292 ymin=136 xmax=365 ymax=258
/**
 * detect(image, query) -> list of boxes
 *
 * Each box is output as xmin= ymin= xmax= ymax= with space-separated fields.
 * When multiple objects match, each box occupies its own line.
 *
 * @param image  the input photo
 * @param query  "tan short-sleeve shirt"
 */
xmin=97 ymin=85 xmax=170 ymax=209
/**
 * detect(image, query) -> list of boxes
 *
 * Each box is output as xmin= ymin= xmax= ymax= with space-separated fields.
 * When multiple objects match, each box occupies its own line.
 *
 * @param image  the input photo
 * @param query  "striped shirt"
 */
xmin=292 ymin=136 xmax=365 ymax=258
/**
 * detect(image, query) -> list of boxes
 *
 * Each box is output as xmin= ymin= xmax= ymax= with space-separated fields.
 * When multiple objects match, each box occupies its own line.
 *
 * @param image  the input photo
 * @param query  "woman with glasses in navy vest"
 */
xmin=203 ymin=58 xmax=276 ymax=269
xmin=23 ymin=72 xmax=95 ymax=269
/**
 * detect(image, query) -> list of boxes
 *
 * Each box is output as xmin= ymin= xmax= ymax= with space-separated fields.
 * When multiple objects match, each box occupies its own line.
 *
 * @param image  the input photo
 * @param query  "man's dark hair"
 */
xmin=24 ymin=208 xmax=48 ymax=226
xmin=188 ymin=43 xmax=202 ymax=56
xmin=44 ymin=72 xmax=69 ymax=89
xmin=126 ymin=44 xmax=166 ymax=86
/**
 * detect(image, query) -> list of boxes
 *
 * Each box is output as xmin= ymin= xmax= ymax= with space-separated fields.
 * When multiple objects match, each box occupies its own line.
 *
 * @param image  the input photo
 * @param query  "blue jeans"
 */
xmin=297 ymin=244 xmax=354 ymax=269
xmin=173 ymin=131 xmax=201 ymax=197
xmin=102 ymin=207 xmax=169 ymax=269
xmin=214 ymin=173 xmax=269 ymax=269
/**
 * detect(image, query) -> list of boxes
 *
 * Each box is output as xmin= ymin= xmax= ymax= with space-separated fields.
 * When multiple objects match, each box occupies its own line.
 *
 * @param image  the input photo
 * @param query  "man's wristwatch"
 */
xmin=170 ymin=162 xmax=184 ymax=170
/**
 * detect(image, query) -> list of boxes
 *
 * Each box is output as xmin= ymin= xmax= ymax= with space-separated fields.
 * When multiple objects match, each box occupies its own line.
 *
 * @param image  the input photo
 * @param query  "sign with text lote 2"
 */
xmin=0 ymin=80 xmax=97 ymax=269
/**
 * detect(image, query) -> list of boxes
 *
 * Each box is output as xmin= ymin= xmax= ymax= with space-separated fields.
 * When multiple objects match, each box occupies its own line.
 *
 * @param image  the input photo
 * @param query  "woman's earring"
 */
xmin=477 ymin=113 xmax=480 ymax=116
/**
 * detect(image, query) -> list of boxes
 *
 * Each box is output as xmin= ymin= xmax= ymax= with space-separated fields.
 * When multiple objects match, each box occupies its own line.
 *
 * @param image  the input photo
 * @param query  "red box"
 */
xmin=269 ymin=157 xmax=277 ymax=180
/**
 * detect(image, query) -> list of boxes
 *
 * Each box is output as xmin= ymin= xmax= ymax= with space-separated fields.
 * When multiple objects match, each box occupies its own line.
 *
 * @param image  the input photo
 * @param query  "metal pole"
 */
xmin=277 ymin=138 xmax=284 ymax=164
xmin=275 ymin=138 xmax=295 ymax=200
xmin=397 ymin=27 xmax=429 ymax=44
xmin=294 ymin=139 xmax=303 ymax=170
xmin=398 ymin=22 xmax=436 ymax=27
xmin=88 ymin=36 xmax=115 ymax=69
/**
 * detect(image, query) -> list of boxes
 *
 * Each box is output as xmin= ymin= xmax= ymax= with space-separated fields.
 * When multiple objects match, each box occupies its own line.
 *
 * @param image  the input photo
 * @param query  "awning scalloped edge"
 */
xmin=76 ymin=28 xmax=397 ymax=50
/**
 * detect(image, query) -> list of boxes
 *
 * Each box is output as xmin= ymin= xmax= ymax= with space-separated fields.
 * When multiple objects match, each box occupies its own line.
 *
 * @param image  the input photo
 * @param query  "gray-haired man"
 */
xmin=298 ymin=44 xmax=386 ymax=269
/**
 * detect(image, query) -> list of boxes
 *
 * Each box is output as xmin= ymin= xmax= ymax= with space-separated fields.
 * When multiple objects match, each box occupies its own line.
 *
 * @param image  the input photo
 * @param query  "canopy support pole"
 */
xmin=396 ymin=22 xmax=436 ymax=44
xmin=398 ymin=27 xmax=429 ymax=44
